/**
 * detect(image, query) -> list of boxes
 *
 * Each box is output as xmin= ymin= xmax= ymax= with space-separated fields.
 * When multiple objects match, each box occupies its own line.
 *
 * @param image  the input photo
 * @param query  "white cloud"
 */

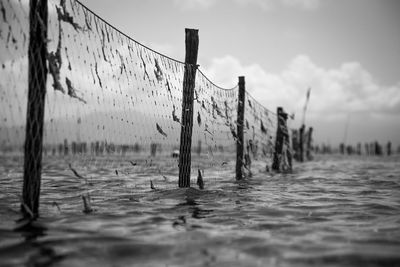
xmin=281 ymin=0 xmax=320 ymax=10
xmin=173 ymin=0 xmax=320 ymax=10
xmin=202 ymin=55 xmax=400 ymax=145
xmin=202 ymin=54 xmax=400 ymax=124
xmin=173 ymin=0 xmax=217 ymax=9
xmin=234 ymin=0 xmax=273 ymax=10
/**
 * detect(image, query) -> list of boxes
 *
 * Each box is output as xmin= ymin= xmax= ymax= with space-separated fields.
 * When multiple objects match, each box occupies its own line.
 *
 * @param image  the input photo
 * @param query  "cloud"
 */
xmin=173 ymin=0 xmax=217 ymax=9
xmin=173 ymin=0 xmax=320 ymax=10
xmin=281 ymin=0 xmax=320 ymax=10
xmin=202 ymin=54 xmax=400 ymax=122
xmin=234 ymin=0 xmax=273 ymax=10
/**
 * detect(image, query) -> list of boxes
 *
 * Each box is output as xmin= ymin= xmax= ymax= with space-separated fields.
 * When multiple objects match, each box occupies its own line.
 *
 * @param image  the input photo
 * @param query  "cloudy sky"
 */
xmin=79 ymin=0 xmax=400 ymax=147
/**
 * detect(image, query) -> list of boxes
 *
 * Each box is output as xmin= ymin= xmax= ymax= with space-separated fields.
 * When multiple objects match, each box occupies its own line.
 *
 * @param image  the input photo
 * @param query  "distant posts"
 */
xmin=178 ymin=29 xmax=199 ymax=188
xmin=150 ymin=143 xmax=157 ymax=157
xmin=22 ymin=0 xmax=48 ymax=218
xmin=386 ymin=141 xmax=392 ymax=156
xmin=356 ymin=143 xmax=361 ymax=155
xmin=364 ymin=143 xmax=370 ymax=155
xmin=306 ymin=127 xmax=313 ymax=160
xmin=299 ymin=124 xmax=305 ymax=162
xmin=292 ymin=129 xmax=299 ymax=161
xmin=235 ymin=76 xmax=245 ymax=180
xmin=339 ymin=143 xmax=345 ymax=154
xmin=272 ymin=107 xmax=291 ymax=172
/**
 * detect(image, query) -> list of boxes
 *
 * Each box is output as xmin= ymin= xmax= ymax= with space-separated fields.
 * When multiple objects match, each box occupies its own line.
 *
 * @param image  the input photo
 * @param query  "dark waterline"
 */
xmin=1 ymin=155 xmax=400 ymax=266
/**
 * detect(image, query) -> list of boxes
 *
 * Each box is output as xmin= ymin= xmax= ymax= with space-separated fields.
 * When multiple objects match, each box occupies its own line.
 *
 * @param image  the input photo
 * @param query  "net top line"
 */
xmin=246 ymin=90 xmax=277 ymax=117
xmin=75 ymin=0 xmax=238 ymax=93
xmin=75 ymin=0 xmax=273 ymax=113
xmin=197 ymin=69 xmax=238 ymax=91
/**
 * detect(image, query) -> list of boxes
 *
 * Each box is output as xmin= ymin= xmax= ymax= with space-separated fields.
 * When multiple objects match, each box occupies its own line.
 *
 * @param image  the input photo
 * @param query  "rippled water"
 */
xmin=1 ymin=154 xmax=400 ymax=267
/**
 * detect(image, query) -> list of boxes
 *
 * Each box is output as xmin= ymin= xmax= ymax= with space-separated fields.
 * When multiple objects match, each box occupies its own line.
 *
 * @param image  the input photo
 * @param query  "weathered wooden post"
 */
xmin=272 ymin=107 xmax=291 ymax=171
xmin=306 ymin=127 xmax=313 ymax=160
xmin=291 ymin=129 xmax=298 ymax=161
xmin=235 ymin=76 xmax=245 ymax=180
xmin=178 ymin=28 xmax=199 ymax=188
xmin=299 ymin=124 xmax=305 ymax=162
xmin=386 ymin=141 xmax=392 ymax=156
xmin=22 ymin=0 xmax=48 ymax=218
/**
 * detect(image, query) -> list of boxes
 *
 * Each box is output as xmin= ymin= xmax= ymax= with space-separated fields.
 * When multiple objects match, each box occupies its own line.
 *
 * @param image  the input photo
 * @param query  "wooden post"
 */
xmin=235 ymin=76 xmax=245 ymax=180
xmin=178 ymin=28 xmax=199 ymax=188
xmin=291 ymin=129 xmax=298 ymax=161
xmin=299 ymin=124 xmax=305 ymax=162
xmin=22 ymin=0 xmax=48 ymax=218
xmin=306 ymin=127 xmax=313 ymax=160
xmin=387 ymin=141 xmax=392 ymax=156
xmin=272 ymin=107 xmax=292 ymax=171
xmin=272 ymin=107 xmax=284 ymax=171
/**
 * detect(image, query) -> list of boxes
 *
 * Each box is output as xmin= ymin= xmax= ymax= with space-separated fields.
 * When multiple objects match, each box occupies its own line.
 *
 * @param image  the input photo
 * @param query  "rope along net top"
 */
xmin=0 ymin=0 xmax=278 ymax=206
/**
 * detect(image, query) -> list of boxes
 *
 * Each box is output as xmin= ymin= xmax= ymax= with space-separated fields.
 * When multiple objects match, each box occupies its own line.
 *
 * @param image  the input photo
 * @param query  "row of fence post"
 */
xmin=292 ymin=125 xmax=313 ymax=162
xmin=178 ymin=29 xmax=291 ymax=181
xmin=21 ymin=4 xmax=290 ymax=218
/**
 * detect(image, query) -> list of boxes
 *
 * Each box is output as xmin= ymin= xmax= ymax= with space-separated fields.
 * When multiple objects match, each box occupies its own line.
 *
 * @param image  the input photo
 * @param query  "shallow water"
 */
xmin=1 ymin=154 xmax=400 ymax=267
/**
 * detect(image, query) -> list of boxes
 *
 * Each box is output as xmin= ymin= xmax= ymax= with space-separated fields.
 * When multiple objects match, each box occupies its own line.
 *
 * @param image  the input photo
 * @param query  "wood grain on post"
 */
xmin=235 ymin=76 xmax=245 ymax=180
xmin=22 ymin=0 xmax=48 ymax=218
xmin=306 ymin=127 xmax=313 ymax=160
xmin=272 ymin=107 xmax=284 ymax=171
xmin=178 ymin=28 xmax=199 ymax=188
xmin=299 ymin=124 xmax=305 ymax=162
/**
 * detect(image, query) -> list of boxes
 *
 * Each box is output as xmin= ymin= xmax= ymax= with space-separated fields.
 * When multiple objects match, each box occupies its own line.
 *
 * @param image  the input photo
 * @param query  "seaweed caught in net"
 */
xmin=0 ymin=0 xmax=282 ymax=209
xmin=243 ymin=92 xmax=277 ymax=173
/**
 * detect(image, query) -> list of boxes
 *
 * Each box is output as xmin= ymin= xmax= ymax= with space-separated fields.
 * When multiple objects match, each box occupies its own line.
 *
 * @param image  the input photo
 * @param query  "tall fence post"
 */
xmin=272 ymin=107 xmax=284 ymax=171
xmin=292 ymin=129 xmax=299 ymax=161
xmin=235 ymin=76 xmax=245 ymax=180
xmin=178 ymin=28 xmax=199 ymax=188
xmin=22 ymin=0 xmax=48 ymax=218
xmin=299 ymin=124 xmax=305 ymax=162
xmin=306 ymin=127 xmax=313 ymax=160
xmin=272 ymin=107 xmax=292 ymax=172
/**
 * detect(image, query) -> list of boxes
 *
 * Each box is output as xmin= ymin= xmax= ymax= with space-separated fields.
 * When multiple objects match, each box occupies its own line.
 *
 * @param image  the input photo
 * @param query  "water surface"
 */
xmin=0 ymin=155 xmax=399 ymax=266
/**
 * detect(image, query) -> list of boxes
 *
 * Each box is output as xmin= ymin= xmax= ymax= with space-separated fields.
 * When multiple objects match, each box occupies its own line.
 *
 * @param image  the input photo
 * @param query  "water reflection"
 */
xmin=12 ymin=218 xmax=66 ymax=266
xmin=14 ymin=218 xmax=47 ymax=241
xmin=176 ymin=197 xmax=214 ymax=220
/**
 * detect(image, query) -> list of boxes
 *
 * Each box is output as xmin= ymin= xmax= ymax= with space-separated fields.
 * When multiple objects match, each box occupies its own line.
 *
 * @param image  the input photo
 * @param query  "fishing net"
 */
xmin=0 ymin=0 xmax=29 ymax=156
xmin=243 ymin=92 xmax=277 ymax=174
xmin=1 ymin=0 xmax=280 ymax=213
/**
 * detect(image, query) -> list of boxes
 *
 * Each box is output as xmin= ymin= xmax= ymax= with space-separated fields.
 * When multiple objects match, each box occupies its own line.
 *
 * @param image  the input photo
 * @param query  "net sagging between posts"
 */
xmin=1 ymin=0 xmax=282 ymax=210
xmin=0 ymin=0 xmax=29 ymax=155
xmin=191 ymin=71 xmax=238 ymax=172
xmin=243 ymin=92 xmax=277 ymax=174
xmin=44 ymin=0 xmax=185 ymax=156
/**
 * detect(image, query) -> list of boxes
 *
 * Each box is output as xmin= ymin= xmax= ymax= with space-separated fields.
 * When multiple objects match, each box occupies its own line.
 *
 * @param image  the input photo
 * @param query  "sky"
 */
xmin=78 ymin=0 xmax=400 ymax=147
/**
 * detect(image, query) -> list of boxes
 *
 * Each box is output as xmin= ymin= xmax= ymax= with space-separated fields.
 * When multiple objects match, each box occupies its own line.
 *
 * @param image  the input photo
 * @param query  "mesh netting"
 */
xmin=0 ymin=0 xmax=29 ymax=155
xmin=192 ymin=71 xmax=238 ymax=166
xmin=0 ymin=0 xmax=279 ymax=206
xmin=243 ymin=92 xmax=277 ymax=172
xmin=44 ymin=0 xmax=186 ymax=166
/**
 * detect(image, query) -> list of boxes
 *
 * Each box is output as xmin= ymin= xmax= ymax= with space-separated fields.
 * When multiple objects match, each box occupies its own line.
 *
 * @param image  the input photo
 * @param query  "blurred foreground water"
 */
xmin=1 ymin=154 xmax=400 ymax=267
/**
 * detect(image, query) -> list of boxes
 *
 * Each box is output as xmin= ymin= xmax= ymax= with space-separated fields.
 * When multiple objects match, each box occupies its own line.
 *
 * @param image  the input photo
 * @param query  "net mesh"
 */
xmin=1 ymin=0 xmax=279 ymax=210
xmin=0 ymin=0 xmax=29 ymax=155
xmin=243 ymin=92 xmax=277 ymax=173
